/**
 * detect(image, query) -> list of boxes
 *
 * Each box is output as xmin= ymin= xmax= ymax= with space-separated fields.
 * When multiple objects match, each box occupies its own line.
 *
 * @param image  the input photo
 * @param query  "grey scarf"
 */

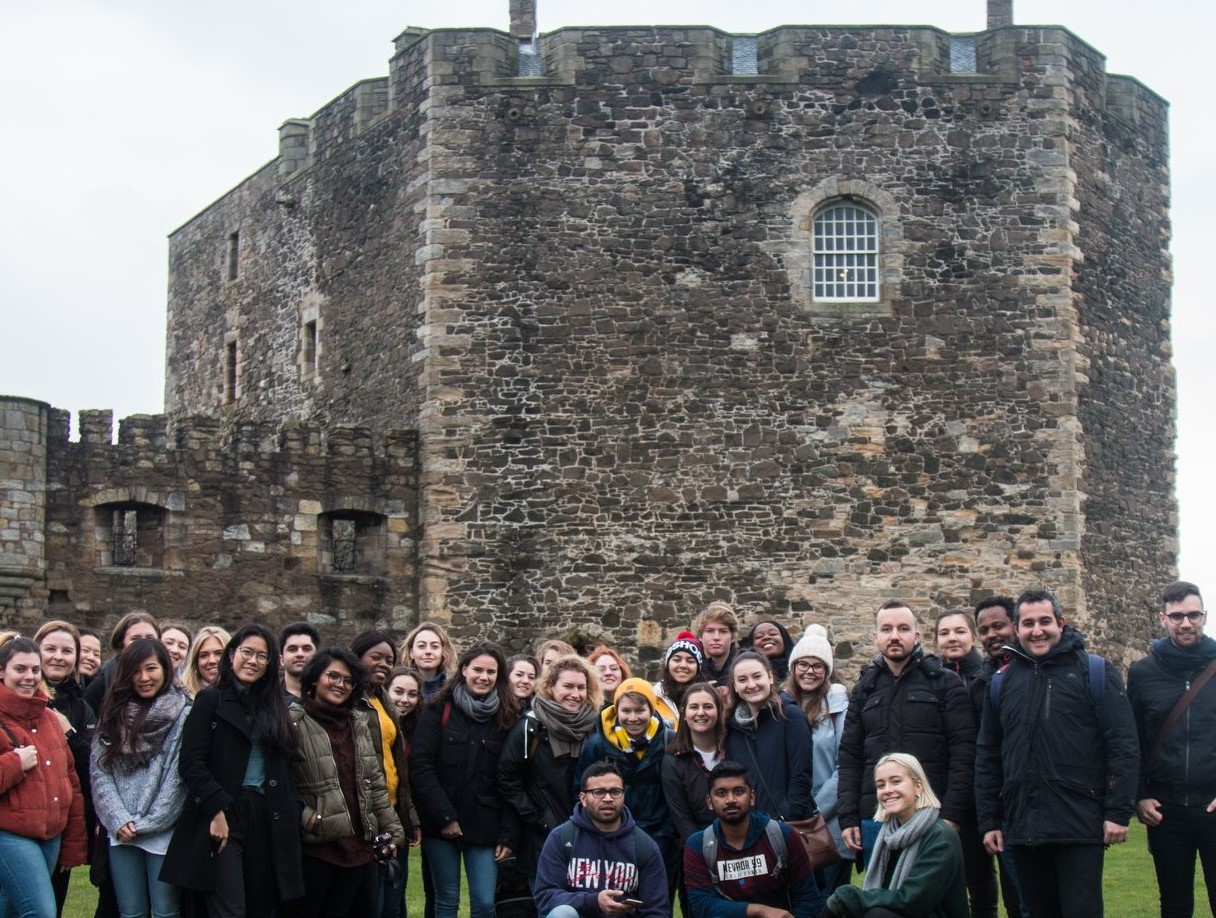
xmin=530 ymin=697 xmax=599 ymax=758
xmin=863 ymin=805 xmax=941 ymax=892
xmin=452 ymin=682 xmax=500 ymax=722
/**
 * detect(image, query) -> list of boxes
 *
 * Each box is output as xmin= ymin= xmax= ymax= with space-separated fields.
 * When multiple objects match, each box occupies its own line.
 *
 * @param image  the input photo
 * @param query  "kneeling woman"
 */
xmin=824 ymin=753 xmax=968 ymax=918
xmin=287 ymin=647 xmax=404 ymax=918
xmin=91 ymin=639 xmax=191 ymax=918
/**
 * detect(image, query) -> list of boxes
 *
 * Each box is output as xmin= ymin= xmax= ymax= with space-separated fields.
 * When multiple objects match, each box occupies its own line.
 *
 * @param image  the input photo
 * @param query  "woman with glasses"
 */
xmin=783 ymin=625 xmax=853 ymax=891
xmin=286 ymin=647 xmax=404 ymax=918
xmin=410 ymin=641 xmax=517 ymax=918
xmin=162 ymin=624 xmax=303 ymax=917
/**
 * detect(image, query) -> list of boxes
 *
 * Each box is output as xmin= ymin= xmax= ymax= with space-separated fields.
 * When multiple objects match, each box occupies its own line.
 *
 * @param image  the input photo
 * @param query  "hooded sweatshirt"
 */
xmin=533 ymin=803 xmax=668 ymax=918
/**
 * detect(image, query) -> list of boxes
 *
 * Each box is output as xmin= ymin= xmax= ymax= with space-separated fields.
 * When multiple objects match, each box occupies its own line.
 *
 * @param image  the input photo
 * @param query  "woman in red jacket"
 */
xmin=0 ymin=637 xmax=88 ymax=918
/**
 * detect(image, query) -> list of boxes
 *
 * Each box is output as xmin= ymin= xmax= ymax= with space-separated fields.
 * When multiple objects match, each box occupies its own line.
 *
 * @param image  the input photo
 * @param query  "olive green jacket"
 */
xmin=289 ymin=705 xmax=405 ymax=847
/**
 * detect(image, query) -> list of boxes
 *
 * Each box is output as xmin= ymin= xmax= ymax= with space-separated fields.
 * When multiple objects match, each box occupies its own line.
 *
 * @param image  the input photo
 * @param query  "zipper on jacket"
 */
xmin=1045 ymin=677 xmax=1052 ymax=720
xmin=1183 ymin=679 xmax=1191 ymax=807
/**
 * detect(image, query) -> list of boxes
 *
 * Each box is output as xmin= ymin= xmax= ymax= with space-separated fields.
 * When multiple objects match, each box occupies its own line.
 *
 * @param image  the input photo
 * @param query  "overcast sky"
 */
xmin=2 ymin=0 xmax=1210 ymax=608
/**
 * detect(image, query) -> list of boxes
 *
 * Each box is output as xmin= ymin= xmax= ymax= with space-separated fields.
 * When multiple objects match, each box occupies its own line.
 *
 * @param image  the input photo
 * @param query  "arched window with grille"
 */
xmin=812 ymin=201 xmax=880 ymax=302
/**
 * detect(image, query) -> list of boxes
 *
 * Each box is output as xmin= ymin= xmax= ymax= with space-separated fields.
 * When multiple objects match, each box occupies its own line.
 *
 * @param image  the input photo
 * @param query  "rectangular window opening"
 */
xmin=303 ymin=320 xmax=317 ymax=375
xmin=332 ymin=518 xmax=357 ymax=573
xmin=226 ymin=231 xmax=240 ymax=281
xmin=112 ymin=509 xmax=138 ymax=567
xmin=225 ymin=340 xmax=238 ymax=404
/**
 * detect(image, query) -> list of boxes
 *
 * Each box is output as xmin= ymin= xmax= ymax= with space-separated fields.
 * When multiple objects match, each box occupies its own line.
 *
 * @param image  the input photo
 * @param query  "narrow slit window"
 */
xmin=226 ymin=231 xmax=240 ymax=281
xmin=111 ymin=509 xmax=138 ymax=567
xmin=303 ymin=320 xmax=317 ymax=375
xmin=332 ymin=519 xmax=356 ymax=572
xmin=225 ymin=340 xmax=238 ymax=404
xmin=812 ymin=203 xmax=880 ymax=302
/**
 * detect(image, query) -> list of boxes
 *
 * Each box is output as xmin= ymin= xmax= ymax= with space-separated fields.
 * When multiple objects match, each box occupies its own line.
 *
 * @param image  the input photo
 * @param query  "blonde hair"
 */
xmin=694 ymin=600 xmax=739 ymax=637
xmin=538 ymin=653 xmax=603 ymax=709
xmin=183 ymin=626 xmax=231 ymax=697
xmin=401 ymin=621 xmax=458 ymax=676
xmin=872 ymin=752 xmax=941 ymax=822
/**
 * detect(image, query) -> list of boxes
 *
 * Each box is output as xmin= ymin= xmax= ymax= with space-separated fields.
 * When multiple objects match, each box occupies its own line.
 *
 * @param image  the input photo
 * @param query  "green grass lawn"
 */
xmin=61 ymin=822 xmax=1206 ymax=917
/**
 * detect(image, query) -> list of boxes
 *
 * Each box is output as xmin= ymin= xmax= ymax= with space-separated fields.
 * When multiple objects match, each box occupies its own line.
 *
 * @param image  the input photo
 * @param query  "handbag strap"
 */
xmin=741 ymin=730 xmax=786 ymax=821
xmin=0 ymin=718 xmax=20 ymax=749
xmin=1150 ymin=658 xmax=1216 ymax=766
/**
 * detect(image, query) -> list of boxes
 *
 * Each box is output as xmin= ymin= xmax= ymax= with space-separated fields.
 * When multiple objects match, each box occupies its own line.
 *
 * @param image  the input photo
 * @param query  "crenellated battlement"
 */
xmin=0 ymin=396 xmax=420 ymax=636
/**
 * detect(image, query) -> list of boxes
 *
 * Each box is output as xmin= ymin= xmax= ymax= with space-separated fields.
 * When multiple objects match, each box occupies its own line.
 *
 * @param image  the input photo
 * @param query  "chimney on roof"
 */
xmin=987 ymin=0 xmax=1013 ymax=28
xmin=510 ymin=0 xmax=537 ymax=41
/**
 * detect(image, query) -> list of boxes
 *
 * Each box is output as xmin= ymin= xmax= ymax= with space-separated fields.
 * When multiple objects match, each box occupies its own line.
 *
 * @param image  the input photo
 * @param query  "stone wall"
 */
xmin=155 ymin=18 xmax=1173 ymax=668
xmin=0 ymin=397 xmax=48 ymax=623
xmin=0 ymin=401 xmax=419 ymax=643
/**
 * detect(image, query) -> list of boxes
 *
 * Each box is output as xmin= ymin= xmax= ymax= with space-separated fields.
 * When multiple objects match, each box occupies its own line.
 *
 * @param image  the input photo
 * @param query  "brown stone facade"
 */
xmin=3 ymin=15 xmax=1174 ymax=670
xmin=0 ymin=400 xmax=417 ymax=641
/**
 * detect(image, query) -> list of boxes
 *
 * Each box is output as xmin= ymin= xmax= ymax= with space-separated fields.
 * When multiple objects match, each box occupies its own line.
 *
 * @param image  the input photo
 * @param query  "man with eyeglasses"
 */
xmin=975 ymin=588 xmax=1138 ymax=918
xmin=683 ymin=761 xmax=823 ymax=918
xmin=1128 ymin=580 xmax=1216 ymax=917
xmin=533 ymin=762 xmax=669 ymax=918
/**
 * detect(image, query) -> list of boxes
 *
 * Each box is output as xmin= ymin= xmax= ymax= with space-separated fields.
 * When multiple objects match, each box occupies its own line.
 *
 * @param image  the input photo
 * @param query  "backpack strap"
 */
xmin=989 ymin=654 xmax=1104 ymax=713
xmin=764 ymin=819 xmax=787 ymax=876
xmin=701 ymin=827 xmax=724 ymax=896
xmin=441 ymin=700 xmax=452 ymax=730
xmin=557 ymin=820 xmax=578 ymax=865
xmin=633 ymin=826 xmax=652 ymax=875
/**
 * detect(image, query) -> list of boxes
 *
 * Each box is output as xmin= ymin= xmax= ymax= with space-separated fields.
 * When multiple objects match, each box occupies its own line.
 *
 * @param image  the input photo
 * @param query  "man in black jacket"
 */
xmin=1128 ymin=580 xmax=1216 ymax=918
xmin=976 ymin=588 xmax=1138 ymax=918
xmin=838 ymin=600 xmax=976 ymax=864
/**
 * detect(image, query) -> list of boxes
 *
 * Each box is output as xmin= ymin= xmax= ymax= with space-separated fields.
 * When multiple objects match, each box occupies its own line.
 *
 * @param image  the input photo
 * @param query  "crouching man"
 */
xmin=684 ymin=761 xmax=824 ymax=918
xmin=533 ymin=762 xmax=670 ymax=918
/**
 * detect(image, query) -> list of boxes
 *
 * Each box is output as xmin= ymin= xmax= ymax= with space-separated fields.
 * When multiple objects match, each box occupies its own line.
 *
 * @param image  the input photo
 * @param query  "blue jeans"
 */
xmin=0 ymin=830 xmax=61 ymax=918
xmin=109 ymin=844 xmax=180 ymax=918
xmin=422 ymin=839 xmax=497 ymax=918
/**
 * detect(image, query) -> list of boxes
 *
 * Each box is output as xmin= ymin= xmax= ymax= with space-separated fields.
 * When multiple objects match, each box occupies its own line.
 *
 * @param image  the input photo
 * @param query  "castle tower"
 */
xmin=158 ymin=6 xmax=1172 ymax=665
xmin=0 ymin=397 xmax=50 ymax=627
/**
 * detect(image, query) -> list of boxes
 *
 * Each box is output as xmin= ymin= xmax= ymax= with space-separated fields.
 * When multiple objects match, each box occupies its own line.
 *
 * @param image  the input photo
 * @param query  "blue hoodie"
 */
xmin=533 ymin=803 xmax=669 ymax=918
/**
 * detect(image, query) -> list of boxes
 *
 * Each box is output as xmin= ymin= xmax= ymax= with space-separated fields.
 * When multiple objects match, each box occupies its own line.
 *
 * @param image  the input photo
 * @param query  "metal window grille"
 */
xmin=112 ymin=509 xmax=138 ymax=567
xmin=812 ymin=204 xmax=879 ymax=302
xmin=332 ymin=518 xmax=357 ymax=573
xmin=732 ymin=36 xmax=758 ymax=75
xmin=950 ymin=36 xmax=977 ymax=74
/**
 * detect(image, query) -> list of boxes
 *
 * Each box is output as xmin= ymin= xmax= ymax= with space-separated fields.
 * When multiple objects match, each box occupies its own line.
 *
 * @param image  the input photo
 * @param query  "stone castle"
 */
xmin=1 ymin=0 xmax=1174 ymax=671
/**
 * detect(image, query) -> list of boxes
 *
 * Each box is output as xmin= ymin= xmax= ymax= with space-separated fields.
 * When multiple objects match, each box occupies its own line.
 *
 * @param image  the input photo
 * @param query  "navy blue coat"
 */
xmin=725 ymin=699 xmax=816 ymax=820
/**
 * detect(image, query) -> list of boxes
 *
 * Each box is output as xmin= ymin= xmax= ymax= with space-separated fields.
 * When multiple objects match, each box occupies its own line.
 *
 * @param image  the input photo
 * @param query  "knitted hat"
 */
xmin=614 ymin=677 xmax=662 ymax=709
xmin=663 ymin=630 xmax=705 ymax=670
xmin=788 ymin=624 xmax=834 ymax=675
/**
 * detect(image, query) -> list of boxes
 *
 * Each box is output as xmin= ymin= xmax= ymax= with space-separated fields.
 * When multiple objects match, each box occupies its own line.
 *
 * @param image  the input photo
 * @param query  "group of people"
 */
xmin=0 ymin=580 xmax=1212 ymax=918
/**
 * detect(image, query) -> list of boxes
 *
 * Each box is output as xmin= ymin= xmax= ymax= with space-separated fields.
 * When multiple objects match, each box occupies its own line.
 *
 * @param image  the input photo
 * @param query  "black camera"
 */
xmin=373 ymin=832 xmax=394 ymax=861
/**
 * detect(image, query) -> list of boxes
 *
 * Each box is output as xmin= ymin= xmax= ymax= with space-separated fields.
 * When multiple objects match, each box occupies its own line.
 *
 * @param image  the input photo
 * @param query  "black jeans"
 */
xmin=1011 ymin=844 xmax=1105 ymax=918
xmin=208 ymin=789 xmax=279 ymax=918
xmin=284 ymin=857 xmax=377 ymax=918
xmin=959 ymin=818 xmax=998 ymax=918
xmin=1147 ymin=803 xmax=1216 ymax=917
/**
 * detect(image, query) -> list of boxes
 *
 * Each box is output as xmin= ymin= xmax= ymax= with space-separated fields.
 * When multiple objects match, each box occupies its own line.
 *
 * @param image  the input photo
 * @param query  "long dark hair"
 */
xmin=433 ymin=640 xmax=517 ymax=733
xmin=96 ymin=638 xmax=176 ymax=767
xmin=217 ymin=623 xmax=295 ymax=753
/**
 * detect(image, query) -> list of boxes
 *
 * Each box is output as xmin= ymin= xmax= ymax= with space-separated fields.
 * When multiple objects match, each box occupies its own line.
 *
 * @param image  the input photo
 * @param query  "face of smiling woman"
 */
xmin=462 ymin=654 xmax=499 ymax=698
xmin=3 ymin=652 xmax=42 ymax=697
xmin=133 ymin=656 xmax=167 ymax=700
xmin=39 ymin=630 xmax=78 ymax=685
xmin=232 ymin=636 xmax=270 ymax=686
xmin=731 ymin=659 xmax=773 ymax=713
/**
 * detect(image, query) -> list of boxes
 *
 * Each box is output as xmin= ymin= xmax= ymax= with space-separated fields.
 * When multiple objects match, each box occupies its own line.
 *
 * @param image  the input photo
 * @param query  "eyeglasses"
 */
xmin=582 ymin=787 xmax=625 ymax=799
xmin=794 ymin=660 xmax=827 ymax=674
xmin=237 ymin=647 xmax=270 ymax=664
xmin=323 ymin=671 xmax=357 ymax=689
xmin=1166 ymin=611 xmax=1206 ymax=624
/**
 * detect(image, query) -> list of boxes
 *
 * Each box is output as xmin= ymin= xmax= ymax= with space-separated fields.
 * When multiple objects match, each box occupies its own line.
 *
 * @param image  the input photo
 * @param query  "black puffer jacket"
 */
xmin=1128 ymin=635 xmax=1216 ymax=807
xmin=838 ymin=647 xmax=975 ymax=828
xmin=975 ymin=627 xmax=1139 ymax=843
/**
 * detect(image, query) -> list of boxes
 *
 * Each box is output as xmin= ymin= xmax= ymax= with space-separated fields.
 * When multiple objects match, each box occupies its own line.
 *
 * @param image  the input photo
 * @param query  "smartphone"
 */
xmin=620 ymin=899 xmax=644 ymax=908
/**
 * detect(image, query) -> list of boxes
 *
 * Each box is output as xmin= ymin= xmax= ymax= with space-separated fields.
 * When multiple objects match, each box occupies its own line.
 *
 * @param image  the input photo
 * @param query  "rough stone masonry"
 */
xmin=1 ymin=0 xmax=1174 ymax=673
